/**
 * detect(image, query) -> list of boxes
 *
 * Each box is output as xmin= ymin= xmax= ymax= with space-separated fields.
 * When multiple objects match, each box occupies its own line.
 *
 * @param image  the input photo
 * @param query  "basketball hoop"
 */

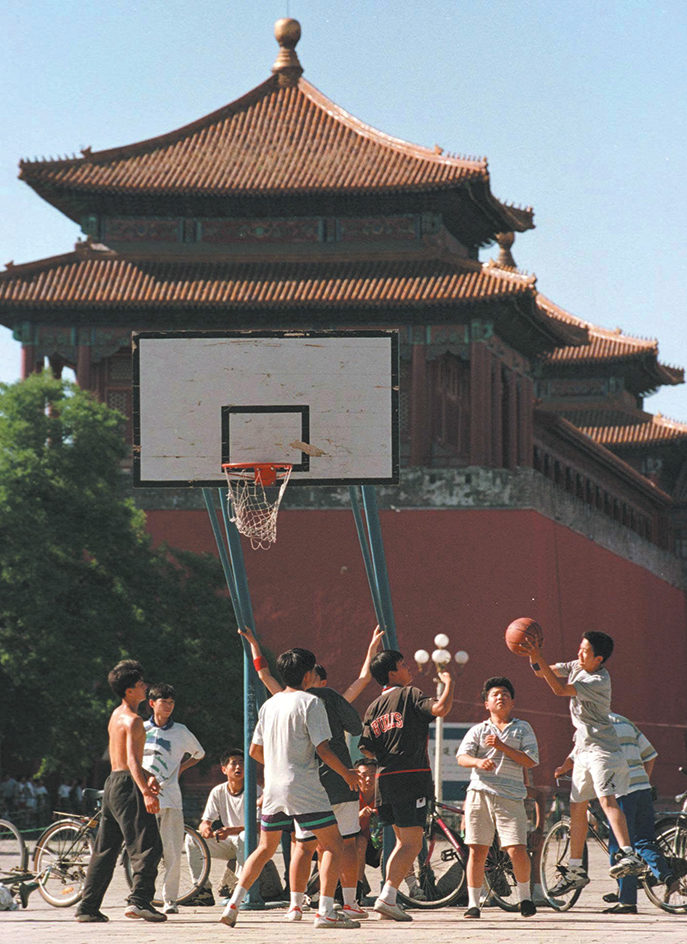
xmin=222 ymin=463 xmax=293 ymax=550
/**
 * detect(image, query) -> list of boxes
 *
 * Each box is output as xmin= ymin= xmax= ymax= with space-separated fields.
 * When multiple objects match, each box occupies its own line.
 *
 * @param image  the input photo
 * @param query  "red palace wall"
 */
xmin=145 ymin=507 xmax=687 ymax=797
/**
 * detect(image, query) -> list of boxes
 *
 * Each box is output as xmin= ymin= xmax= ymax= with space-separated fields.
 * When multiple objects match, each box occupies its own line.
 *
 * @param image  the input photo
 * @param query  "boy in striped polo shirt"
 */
xmin=457 ymin=677 xmax=539 ymax=919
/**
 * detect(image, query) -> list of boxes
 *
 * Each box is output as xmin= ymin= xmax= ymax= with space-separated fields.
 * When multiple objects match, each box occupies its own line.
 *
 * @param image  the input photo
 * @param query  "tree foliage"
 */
xmin=0 ymin=374 xmax=243 ymax=776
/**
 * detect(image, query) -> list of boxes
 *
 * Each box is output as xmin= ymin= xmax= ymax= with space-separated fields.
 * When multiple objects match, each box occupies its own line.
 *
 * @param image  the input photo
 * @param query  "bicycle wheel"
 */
xmin=484 ymin=838 xmax=518 ymax=912
xmin=539 ymin=818 xmax=588 ymax=911
xmin=0 ymin=818 xmax=28 ymax=874
xmin=643 ymin=820 xmax=687 ymax=914
xmin=396 ymin=818 xmax=466 ymax=909
xmin=34 ymin=820 xmax=94 ymax=907
xmin=123 ymin=824 xmax=211 ymax=906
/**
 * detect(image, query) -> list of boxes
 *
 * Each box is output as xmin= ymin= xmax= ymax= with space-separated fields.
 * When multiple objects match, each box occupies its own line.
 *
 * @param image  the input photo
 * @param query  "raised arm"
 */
xmin=343 ymin=625 xmax=384 ymax=704
xmin=430 ymin=670 xmax=454 ymax=717
xmin=239 ymin=626 xmax=283 ymax=696
xmin=520 ymin=638 xmax=576 ymax=697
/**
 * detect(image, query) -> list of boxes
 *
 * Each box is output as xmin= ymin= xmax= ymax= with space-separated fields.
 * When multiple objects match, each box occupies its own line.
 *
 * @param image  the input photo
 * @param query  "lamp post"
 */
xmin=414 ymin=635 xmax=469 ymax=802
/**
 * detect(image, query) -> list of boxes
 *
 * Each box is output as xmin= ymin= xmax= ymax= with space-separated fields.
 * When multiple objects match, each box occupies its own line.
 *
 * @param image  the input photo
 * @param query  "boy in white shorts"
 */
xmin=457 ymin=676 xmax=539 ymax=919
xmin=219 ymin=647 xmax=361 ymax=930
xmin=522 ymin=630 xmax=644 ymax=894
xmin=239 ymin=624 xmax=383 ymax=922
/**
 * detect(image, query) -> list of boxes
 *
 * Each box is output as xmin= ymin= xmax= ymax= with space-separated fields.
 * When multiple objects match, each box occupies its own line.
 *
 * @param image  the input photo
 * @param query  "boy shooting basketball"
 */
xmin=358 ymin=649 xmax=454 ymax=922
xmin=219 ymin=647 xmax=361 ymax=929
xmin=75 ymin=660 xmax=165 ymax=923
xmin=521 ymin=631 xmax=644 ymax=893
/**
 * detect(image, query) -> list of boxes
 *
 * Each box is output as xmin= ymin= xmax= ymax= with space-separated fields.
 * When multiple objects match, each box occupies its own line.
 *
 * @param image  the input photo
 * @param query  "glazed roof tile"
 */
xmin=578 ymin=414 xmax=687 ymax=448
xmin=0 ymin=247 xmax=537 ymax=311
xmin=17 ymin=76 xmax=531 ymax=230
xmin=537 ymin=294 xmax=683 ymax=385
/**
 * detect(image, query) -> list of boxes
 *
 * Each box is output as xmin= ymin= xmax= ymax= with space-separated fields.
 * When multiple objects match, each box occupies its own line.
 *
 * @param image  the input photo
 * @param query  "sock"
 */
xmin=517 ymin=881 xmax=531 ymax=903
xmin=342 ymin=887 xmax=357 ymax=907
xmin=229 ymin=885 xmax=247 ymax=908
xmin=319 ymin=895 xmax=335 ymax=918
xmin=467 ymin=886 xmax=481 ymax=910
xmin=621 ymin=846 xmax=633 ymax=855
xmin=289 ymin=891 xmax=304 ymax=910
xmin=378 ymin=882 xmax=398 ymax=906
xmin=569 ymin=858 xmax=583 ymax=869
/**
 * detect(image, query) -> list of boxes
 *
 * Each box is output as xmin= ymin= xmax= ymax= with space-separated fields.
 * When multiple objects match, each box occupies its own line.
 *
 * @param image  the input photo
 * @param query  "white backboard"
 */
xmin=133 ymin=331 xmax=399 ymax=487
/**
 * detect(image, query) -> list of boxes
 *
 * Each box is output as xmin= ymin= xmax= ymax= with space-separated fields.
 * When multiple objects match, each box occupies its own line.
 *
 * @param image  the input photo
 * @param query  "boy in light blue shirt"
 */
xmin=457 ymin=676 xmax=539 ymax=919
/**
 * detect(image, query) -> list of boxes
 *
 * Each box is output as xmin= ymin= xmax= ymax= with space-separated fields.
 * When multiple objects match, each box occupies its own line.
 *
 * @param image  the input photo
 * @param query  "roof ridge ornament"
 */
xmin=272 ymin=18 xmax=304 ymax=87
xmin=495 ymin=232 xmax=516 ymax=268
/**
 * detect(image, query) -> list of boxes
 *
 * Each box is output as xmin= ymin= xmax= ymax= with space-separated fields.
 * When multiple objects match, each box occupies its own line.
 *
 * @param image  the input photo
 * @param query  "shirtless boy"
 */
xmin=75 ymin=660 xmax=165 ymax=923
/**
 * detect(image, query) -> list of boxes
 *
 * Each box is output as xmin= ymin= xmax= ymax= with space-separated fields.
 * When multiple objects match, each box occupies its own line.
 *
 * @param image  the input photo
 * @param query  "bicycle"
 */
xmin=32 ymin=793 xmax=211 ymax=907
xmin=0 ymin=817 xmax=41 ymax=908
xmin=395 ymin=799 xmax=520 ymax=911
xmin=540 ymin=786 xmax=687 ymax=914
xmin=645 ymin=767 xmax=687 ymax=913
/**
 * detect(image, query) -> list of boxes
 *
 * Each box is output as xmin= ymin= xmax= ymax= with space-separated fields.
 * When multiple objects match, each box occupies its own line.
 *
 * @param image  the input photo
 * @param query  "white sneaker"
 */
xmin=124 ymin=903 xmax=167 ymax=922
xmin=219 ymin=903 xmax=239 ymax=928
xmin=609 ymin=851 xmax=645 ymax=879
xmin=373 ymin=900 xmax=413 ymax=922
xmin=163 ymin=901 xmax=179 ymax=914
xmin=286 ymin=906 xmax=303 ymax=921
xmin=314 ymin=911 xmax=360 ymax=928
xmin=342 ymin=904 xmax=369 ymax=920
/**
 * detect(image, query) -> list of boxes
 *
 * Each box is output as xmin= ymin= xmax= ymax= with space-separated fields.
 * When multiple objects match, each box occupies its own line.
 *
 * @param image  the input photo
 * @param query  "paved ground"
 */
xmin=5 ymin=838 xmax=687 ymax=943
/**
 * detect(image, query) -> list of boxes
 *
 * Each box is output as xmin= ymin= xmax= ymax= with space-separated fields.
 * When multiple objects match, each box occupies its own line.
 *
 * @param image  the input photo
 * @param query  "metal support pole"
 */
xmin=201 ymin=488 xmax=264 ymax=908
xmin=348 ymin=487 xmax=385 ymax=634
xmin=434 ymin=678 xmax=445 ymax=803
xmin=360 ymin=486 xmax=399 ymax=650
xmin=352 ymin=485 xmax=400 ymax=875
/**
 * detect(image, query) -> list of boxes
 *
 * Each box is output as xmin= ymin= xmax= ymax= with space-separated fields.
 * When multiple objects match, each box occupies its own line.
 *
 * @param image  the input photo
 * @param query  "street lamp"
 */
xmin=414 ymin=635 xmax=469 ymax=802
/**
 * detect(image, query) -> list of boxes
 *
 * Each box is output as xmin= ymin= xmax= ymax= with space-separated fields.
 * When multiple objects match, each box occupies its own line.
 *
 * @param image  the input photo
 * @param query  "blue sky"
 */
xmin=2 ymin=0 xmax=685 ymax=418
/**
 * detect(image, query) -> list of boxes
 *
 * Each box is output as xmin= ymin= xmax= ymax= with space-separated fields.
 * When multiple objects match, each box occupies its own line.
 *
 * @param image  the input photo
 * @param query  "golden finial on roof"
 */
xmin=272 ymin=18 xmax=304 ymax=87
xmin=495 ymin=232 xmax=516 ymax=269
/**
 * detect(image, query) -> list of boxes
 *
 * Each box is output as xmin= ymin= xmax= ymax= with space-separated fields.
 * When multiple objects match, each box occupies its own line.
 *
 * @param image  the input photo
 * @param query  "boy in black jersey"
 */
xmin=359 ymin=649 xmax=454 ymax=922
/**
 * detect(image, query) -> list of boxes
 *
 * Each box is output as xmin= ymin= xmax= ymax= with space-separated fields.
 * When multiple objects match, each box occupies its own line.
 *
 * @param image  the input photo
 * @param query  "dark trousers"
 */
xmin=608 ymin=788 xmax=671 ymax=905
xmin=76 ymin=770 xmax=162 ymax=914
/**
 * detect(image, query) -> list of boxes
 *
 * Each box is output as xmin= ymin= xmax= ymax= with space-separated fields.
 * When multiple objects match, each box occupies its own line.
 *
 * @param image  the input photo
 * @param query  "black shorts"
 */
xmin=377 ymin=796 xmax=429 ymax=829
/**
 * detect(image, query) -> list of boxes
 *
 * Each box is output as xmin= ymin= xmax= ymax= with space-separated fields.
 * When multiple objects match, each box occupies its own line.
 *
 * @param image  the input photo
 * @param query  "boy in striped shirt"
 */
xmin=457 ymin=677 xmax=539 ymax=919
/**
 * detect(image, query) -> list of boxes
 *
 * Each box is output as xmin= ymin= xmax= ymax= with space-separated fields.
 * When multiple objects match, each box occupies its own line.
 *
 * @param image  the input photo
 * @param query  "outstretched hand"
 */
xmin=369 ymin=625 xmax=384 ymax=653
xmin=238 ymin=626 xmax=257 ymax=645
xmin=519 ymin=636 xmax=543 ymax=660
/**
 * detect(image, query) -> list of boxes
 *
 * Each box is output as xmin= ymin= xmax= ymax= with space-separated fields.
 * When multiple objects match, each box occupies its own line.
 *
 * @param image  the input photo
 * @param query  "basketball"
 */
xmin=505 ymin=617 xmax=543 ymax=655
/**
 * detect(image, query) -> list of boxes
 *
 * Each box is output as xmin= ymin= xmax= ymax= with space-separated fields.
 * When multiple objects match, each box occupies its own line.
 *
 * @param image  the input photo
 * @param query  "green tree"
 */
xmin=0 ymin=373 xmax=243 ymax=776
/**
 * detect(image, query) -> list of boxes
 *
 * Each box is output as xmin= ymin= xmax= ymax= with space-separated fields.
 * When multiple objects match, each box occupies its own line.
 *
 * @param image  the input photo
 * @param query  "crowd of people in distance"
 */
xmin=12 ymin=621 xmax=668 ymax=927
xmin=0 ymin=773 xmax=85 ymax=825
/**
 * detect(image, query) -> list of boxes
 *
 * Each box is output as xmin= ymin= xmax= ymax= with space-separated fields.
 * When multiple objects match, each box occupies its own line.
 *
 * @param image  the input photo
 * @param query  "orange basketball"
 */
xmin=505 ymin=617 xmax=543 ymax=655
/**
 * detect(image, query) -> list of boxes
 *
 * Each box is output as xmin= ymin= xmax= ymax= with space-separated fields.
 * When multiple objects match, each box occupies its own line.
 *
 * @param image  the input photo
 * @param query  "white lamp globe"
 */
xmin=432 ymin=648 xmax=451 ymax=665
xmin=455 ymin=650 xmax=470 ymax=665
xmin=434 ymin=633 xmax=450 ymax=649
xmin=414 ymin=649 xmax=430 ymax=665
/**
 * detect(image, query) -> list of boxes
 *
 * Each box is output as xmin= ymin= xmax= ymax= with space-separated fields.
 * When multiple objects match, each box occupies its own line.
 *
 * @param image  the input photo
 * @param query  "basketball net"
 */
xmin=222 ymin=464 xmax=293 ymax=550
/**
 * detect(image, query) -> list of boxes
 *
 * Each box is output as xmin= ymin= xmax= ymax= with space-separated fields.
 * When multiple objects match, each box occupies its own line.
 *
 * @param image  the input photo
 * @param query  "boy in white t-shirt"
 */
xmin=220 ymin=648 xmax=361 ymax=930
xmin=143 ymin=683 xmax=204 ymax=914
xmin=522 ymin=630 xmax=644 ymax=894
xmin=457 ymin=676 xmax=539 ymax=919
xmin=189 ymin=748 xmax=282 ymax=905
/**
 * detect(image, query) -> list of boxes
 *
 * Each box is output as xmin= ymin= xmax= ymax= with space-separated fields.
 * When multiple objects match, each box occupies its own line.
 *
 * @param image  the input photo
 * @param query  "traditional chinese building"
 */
xmin=2 ymin=20 xmax=686 ymax=791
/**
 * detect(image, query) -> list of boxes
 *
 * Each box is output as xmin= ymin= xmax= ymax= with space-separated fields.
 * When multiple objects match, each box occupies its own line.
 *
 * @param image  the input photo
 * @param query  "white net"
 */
xmin=222 ymin=464 xmax=292 ymax=550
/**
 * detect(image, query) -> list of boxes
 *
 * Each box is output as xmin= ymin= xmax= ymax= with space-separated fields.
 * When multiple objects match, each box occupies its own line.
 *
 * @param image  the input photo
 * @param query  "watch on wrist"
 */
xmin=530 ymin=661 xmax=541 ymax=671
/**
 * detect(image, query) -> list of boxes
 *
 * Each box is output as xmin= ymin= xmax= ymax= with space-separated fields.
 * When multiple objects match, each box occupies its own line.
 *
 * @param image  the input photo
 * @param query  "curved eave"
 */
xmin=535 ymin=410 xmax=672 ymax=506
xmin=18 ymin=75 xmax=534 ymax=236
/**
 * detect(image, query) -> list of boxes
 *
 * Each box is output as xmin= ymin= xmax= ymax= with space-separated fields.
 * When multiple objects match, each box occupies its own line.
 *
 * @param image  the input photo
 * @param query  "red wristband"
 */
xmin=253 ymin=656 xmax=267 ymax=671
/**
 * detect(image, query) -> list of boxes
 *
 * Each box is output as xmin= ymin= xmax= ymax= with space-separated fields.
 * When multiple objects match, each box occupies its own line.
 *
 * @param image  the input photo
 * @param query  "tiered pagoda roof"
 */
xmin=0 ymin=242 xmax=586 ymax=350
xmin=536 ymin=294 xmax=683 ymax=394
xmin=577 ymin=413 xmax=687 ymax=449
xmin=18 ymin=37 xmax=532 ymax=248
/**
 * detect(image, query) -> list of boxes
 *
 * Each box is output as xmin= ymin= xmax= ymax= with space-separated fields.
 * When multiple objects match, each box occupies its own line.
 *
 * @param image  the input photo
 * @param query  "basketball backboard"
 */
xmin=133 ymin=330 xmax=399 ymax=487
